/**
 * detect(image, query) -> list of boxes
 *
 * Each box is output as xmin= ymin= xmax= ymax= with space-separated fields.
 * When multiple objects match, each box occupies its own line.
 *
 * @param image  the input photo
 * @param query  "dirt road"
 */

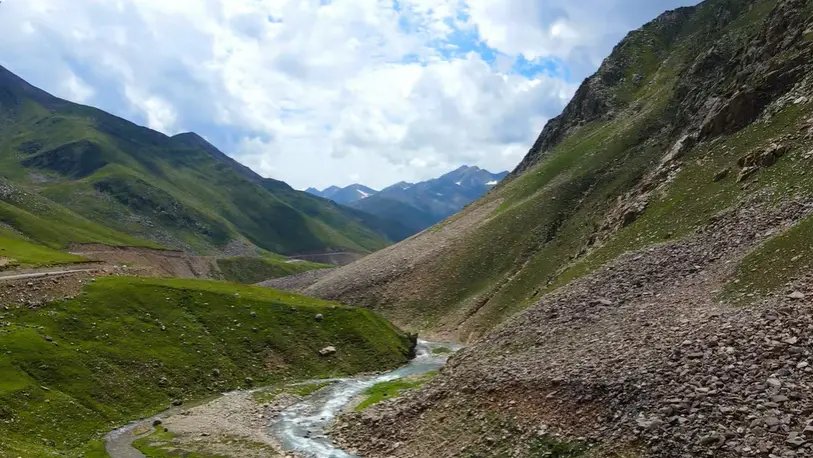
xmin=0 ymin=268 xmax=97 ymax=282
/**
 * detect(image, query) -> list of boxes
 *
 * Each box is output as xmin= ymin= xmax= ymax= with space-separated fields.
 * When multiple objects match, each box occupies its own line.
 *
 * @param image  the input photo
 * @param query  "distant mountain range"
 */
xmin=307 ymin=166 xmax=508 ymax=239
xmin=305 ymin=184 xmax=378 ymax=205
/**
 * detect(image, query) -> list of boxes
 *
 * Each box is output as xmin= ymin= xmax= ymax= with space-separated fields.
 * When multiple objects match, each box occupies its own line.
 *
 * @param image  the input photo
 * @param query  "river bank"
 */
xmin=105 ymin=341 xmax=460 ymax=458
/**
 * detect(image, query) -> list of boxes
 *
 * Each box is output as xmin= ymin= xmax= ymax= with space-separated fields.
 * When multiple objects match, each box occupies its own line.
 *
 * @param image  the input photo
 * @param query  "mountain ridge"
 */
xmin=308 ymin=165 xmax=508 ymax=239
xmin=0 ymin=64 xmax=403 ymax=256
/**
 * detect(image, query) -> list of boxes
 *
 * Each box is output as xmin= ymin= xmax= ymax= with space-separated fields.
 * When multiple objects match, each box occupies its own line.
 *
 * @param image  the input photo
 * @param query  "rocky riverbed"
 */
xmin=105 ymin=341 xmax=460 ymax=458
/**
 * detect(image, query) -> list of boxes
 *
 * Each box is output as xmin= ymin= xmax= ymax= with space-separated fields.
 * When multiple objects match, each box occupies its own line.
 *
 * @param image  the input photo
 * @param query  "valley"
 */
xmin=1 ymin=0 xmax=813 ymax=457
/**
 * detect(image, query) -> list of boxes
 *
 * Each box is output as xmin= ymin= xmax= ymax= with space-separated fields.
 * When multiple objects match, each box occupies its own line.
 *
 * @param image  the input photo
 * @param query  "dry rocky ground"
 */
xmin=304 ymin=200 xmax=503 ymax=336
xmin=69 ymin=244 xmax=222 ymax=279
xmin=331 ymin=195 xmax=813 ymax=458
xmin=256 ymin=268 xmax=335 ymax=291
xmin=0 ymin=266 xmax=133 ymax=309
xmin=144 ymin=386 xmax=332 ymax=458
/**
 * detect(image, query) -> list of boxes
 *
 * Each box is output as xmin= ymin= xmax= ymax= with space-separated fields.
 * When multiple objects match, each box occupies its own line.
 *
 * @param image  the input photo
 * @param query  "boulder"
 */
xmin=319 ymin=346 xmax=337 ymax=356
xmin=787 ymin=291 xmax=805 ymax=300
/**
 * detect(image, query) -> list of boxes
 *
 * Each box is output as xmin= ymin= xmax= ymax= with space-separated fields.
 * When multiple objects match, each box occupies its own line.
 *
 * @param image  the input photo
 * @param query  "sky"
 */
xmin=0 ymin=0 xmax=699 ymax=190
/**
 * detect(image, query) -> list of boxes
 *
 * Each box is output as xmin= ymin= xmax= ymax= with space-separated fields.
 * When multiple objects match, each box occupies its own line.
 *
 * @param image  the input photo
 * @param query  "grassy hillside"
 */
xmin=0 ymin=277 xmax=414 ymax=457
xmin=217 ymin=255 xmax=331 ymax=284
xmin=0 ymin=230 xmax=88 ymax=268
xmin=0 ymin=67 xmax=395 ymax=255
xmin=306 ymin=0 xmax=813 ymax=339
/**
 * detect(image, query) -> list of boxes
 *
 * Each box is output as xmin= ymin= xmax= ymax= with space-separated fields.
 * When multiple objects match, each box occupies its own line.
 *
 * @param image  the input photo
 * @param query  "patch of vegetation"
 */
xmin=251 ymin=380 xmax=334 ymax=405
xmin=529 ymin=437 xmax=588 ymax=458
xmin=355 ymin=371 xmax=437 ymax=411
xmin=217 ymin=256 xmax=331 ymax=284
xmin=81 ymin=440 xmax=111 ymax=458
xmin=0 ymin=277 xmax=413 ymax=457
xmin=293 ymin=381 xmax=333 ymax=397
xmin=21 ymin=139 xmax=109 ymax=179
xmin=0 ymin=191 xmax=160 ymax=250
xmin=723 ymin=212 xmax=813 ymax=302
xmin=0 ymin=230 xmax=88 ymax=268
xmin=431 ymin=347 xmax=452 ymax=355
xmin=133 ymin=427 xmax=228 ymax=458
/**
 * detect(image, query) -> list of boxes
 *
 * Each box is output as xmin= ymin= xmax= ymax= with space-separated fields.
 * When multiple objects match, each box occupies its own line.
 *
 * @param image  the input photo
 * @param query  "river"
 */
xmin=269 ymin=340 xmax=460 ymax=457
xmin=105 ymin=340 xmax=459 ymax=458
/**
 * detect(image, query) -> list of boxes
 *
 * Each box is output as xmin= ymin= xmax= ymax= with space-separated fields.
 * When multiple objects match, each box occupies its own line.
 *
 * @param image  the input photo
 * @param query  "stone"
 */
xmin=786 ymin=432 xmax=806 ymax=447
xmin=152 ymin=419 xmax=163 ymax=427
xmin=319 ymin=346 xmax=337 ymax=356
xmin=315 ymin=313 xmax=324 ymax=322
xmin=787 ymin=291 xmax=806 ymax=300
xmin=699 ymin=433 xmax=725 ymax=446
xmin=713 ymin=168 xmax=730 ymax=182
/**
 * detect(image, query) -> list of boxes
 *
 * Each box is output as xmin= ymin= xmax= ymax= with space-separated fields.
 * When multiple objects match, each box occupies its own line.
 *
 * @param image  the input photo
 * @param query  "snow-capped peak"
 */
xmin=455 ymin=181 xmax=462 ymax=186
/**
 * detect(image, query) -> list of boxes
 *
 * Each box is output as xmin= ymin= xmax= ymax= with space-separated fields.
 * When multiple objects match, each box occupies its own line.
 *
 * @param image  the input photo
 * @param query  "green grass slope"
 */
xmin=0 ymin=67 xmax=395 ymax=255
xmin=0 ymin=277 xmax=414 ymax=457
xmin=307 ymin=0 xmax=813 ymax=339
xmin=217 ymin=255 xmax=331 ymax=284
xmin=0 ymin=230 xmax=87 ymax=268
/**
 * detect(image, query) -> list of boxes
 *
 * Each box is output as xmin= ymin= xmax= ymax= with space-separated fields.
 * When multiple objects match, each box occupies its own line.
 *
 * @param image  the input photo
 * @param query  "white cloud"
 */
xmin=466 ymin=0 xmax=700 ymax=68
xmin=0 ymin=0 xmax=698 ymax=189
xmin=61 ymin=72 xmax=94 ymax=104
xmin=124 ymin=86 xmax=179 ymax=134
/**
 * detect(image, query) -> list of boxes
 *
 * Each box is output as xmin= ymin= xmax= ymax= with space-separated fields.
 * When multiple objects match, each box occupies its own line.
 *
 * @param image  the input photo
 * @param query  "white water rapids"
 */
xmin=268 ymin=340 xmax=460 ymax=458
xmin=105 ymin=340 xmax=459 ymax=458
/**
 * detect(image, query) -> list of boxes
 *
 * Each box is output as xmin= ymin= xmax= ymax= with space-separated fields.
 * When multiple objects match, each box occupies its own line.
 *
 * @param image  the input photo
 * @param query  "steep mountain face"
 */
xmin=348 ymin=166 xmax=508 ymax=238
xmin=300 ymin=0 xmax=813 ymax=455
xmin=0 ymin=65 xmax=396 ymax=255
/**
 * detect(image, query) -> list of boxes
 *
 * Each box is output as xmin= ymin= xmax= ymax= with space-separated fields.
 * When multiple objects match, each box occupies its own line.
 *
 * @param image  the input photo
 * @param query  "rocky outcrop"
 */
xmin=511 ymin=7 xmax=698 ymax=178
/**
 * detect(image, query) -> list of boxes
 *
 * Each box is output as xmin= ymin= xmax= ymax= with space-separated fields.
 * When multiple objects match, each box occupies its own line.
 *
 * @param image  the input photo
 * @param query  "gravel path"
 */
xmin=0 ymin=268 xmax=95 ymax=282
